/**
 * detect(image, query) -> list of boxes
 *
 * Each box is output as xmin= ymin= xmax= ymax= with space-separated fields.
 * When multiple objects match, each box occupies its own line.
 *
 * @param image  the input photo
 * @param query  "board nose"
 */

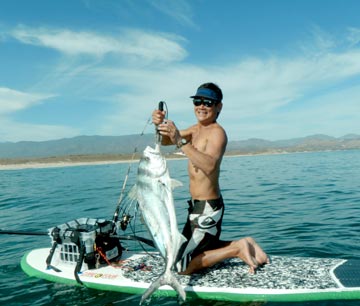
xmin=333 ymin=259 xmax=360 ymax=288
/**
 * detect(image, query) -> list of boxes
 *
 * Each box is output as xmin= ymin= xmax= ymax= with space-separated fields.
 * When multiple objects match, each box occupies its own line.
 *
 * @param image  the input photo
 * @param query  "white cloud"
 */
xmin=0 ymin=87 xmax=67 ymax=142
xmin=0 ymin=117 xmax=79 ymax=142
xmin=148 ymin=0 xmax=196 ymax=28
xmin=10 ymin=25 xmax=187 ymax=63
xmin=131 ymin=42 xmax=360 ymax=117
xmin=2 ymin=24 xmax=360 ymax=142
xmin=347 ymin=27 xmax=360 ymax=47
xmin=88 ymin=33 xmax=360 ymax=140
xmin=0 ymin=87 xmax=54 ymax=115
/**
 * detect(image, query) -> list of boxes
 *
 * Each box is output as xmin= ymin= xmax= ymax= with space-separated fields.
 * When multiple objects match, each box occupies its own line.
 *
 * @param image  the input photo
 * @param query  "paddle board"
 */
xmin=21 ymin=248 xmax=360 ymax=303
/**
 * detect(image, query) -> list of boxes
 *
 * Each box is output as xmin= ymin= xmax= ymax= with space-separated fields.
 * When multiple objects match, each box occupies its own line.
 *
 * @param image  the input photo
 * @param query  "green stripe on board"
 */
xmin=21 ymin=251 xmax=80 ymax=287
xmin=21 ymin=251 xmax=360 ymax=303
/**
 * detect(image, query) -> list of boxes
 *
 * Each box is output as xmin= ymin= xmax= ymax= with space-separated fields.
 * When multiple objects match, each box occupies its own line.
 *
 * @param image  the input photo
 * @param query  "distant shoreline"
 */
xmin=0 ymin=159 xmax=133 ymax=171
xmin=0 ymin=151 xmax=262 ymax=171
xmin=0 ymin=149 xmax=336 ymax=171
xmin=2 ymin=133 xmax=359 ymax=171
xmin=0 ymin=153 xmax=183 ymax=171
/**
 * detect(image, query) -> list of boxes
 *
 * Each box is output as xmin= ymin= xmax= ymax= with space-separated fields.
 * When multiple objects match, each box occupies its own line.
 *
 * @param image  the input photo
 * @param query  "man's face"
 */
xmin=192 ymin=97 xmax=222 ymax=124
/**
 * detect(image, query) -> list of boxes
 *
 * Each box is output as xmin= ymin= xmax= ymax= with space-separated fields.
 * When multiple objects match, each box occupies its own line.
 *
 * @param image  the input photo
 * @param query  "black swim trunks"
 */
xmin=176 ymin=196 xmax=225 ymax=272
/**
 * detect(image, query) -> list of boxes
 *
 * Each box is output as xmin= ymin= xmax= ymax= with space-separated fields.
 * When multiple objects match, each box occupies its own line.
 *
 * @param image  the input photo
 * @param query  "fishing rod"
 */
xmin=0 ymin=228 xmax=154 ymax=247
xmin=0 ymin=229 xmax=48 ymax=236
xmin=157 ymin=101 xmax=164 ymax=143
xmin=156 ymin=101 xmax=169 ymax=143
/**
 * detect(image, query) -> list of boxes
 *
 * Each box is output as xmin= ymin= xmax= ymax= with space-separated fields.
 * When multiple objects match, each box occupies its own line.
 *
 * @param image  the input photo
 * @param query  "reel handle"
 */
xmin=156 ymin=101 xmax=165 ymax=143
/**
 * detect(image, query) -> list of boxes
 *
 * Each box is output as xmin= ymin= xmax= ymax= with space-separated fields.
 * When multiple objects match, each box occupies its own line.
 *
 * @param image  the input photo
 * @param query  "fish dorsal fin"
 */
xmin=171 ymin=179 xmax=183 ymax=189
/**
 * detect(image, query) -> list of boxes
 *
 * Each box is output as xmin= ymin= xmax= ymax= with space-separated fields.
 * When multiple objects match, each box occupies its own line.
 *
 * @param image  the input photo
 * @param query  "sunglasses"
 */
xmin=193 ymin=98 xmax=218 ymax=107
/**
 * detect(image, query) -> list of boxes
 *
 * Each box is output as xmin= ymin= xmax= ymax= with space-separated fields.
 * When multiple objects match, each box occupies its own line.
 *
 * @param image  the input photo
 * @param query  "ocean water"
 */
xmin=1 ymin=149 xmax=360 ymax=306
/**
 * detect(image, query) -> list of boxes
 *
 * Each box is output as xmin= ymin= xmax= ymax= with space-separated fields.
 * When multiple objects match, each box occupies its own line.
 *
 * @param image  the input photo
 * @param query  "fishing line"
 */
xmin=127 ymin=204 xmax=153 ymax=255
xmin=127 ymin=203 xmax=158 ymax=257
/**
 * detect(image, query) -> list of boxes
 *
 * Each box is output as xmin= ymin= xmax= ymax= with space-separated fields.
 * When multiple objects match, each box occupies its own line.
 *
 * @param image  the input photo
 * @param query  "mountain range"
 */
xmin=1 ymin=134 xmax=360 ymax=160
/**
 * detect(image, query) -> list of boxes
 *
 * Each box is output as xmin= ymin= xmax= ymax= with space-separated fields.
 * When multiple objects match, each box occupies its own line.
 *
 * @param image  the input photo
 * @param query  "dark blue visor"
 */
xmin=190 ymin=87 xmax=221 ymax=102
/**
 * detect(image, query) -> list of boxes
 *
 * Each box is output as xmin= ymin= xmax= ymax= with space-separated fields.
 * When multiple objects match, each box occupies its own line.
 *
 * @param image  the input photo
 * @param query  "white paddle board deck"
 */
xmin=21 ymin=248 xmax=360 ymax=302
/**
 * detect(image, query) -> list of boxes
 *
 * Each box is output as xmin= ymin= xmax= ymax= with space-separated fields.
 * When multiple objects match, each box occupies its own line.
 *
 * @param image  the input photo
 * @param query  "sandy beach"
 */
xmin=0 ymin=152 xmax=188 ymax=171
xmin=0 ymin=154 xmax=139 ymax=171
xmin=0 ymin=159 xmax=137 ymax=171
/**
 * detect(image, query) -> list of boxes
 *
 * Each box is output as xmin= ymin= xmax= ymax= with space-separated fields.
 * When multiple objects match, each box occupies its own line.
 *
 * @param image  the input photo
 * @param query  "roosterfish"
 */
xmin=134 ymin=143 xmax=187 ymax=304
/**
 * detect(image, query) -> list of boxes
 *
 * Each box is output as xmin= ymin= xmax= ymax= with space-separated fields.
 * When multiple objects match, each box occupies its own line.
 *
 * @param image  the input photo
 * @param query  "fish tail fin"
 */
xmin=167 ymin=272 xmax=186 ymax=304
xmin=140 ymin=270 xmax=186 ymax=304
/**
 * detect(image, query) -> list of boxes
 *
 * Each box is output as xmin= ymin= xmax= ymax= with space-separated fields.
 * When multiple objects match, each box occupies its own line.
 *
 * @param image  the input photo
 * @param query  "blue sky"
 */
xmin=1 ymin=0 xmax=360 ymax=142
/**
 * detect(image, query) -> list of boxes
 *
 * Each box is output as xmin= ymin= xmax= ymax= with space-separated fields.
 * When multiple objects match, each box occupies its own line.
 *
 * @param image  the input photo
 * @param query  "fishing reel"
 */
xmin=120 ymin=213 xmax=132 ymax=231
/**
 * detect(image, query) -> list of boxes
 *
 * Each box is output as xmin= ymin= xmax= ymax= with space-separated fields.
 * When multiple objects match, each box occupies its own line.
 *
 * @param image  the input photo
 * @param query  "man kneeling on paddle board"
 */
xmin=152 ymin=82 xmax=270 ymax=275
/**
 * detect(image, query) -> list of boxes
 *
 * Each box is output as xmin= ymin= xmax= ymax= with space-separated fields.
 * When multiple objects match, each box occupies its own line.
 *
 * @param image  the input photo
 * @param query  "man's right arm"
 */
xmin=152 ymin=109 xmax=193 ymax=146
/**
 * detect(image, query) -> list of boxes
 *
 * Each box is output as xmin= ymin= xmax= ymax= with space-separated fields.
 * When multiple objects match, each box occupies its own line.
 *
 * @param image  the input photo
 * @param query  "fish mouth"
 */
xmin=139 ymin=144 xmax=167 ymax=177
xmin=143 ymin=144 xmax=161 ymax=158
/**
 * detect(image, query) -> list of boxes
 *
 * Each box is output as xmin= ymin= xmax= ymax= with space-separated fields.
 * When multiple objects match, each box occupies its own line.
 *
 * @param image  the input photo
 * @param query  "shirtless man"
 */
xmin=152 ymin=82 xmax=269 ymax=275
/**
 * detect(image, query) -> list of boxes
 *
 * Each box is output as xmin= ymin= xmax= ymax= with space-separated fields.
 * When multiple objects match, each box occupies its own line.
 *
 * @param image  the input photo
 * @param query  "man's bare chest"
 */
xmin=191 ymin=133 xmax=209 ymax=153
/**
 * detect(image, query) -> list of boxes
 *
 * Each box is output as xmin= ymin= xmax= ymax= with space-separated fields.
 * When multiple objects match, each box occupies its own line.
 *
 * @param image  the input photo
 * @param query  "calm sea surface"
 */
xmin=1 ymin=150 xmax=360 ymax=306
